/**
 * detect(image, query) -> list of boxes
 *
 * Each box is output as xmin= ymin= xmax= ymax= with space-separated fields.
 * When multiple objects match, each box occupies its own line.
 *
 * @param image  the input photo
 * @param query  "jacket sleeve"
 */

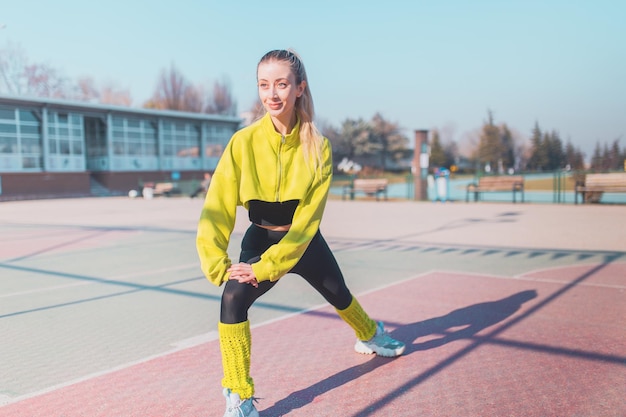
xmin=196 ymin=140 xmax=240 ymax=286
xmin=251 ymin=140 xmax=333 ymax=282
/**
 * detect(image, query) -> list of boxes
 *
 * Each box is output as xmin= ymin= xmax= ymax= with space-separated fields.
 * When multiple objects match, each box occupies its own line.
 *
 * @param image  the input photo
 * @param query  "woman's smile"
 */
xmin=267 ymin=100 xmax=283 ymax=110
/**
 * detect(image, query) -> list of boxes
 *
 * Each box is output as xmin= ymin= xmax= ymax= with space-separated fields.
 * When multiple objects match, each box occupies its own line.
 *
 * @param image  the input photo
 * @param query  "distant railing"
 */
xmin=333 ymin=170 xmax=626 ymax=204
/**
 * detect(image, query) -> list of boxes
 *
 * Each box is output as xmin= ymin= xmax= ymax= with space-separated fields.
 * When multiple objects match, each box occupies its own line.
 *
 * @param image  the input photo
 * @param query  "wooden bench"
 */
xmin=142 ymin=182 xmax=177 ymax=198
xmin=466 ymin=175 xmax=525 ymax=203
xmin=575 ymin=172 xmax=626 ymax=204
xmin=342 ymin=178 xmax=389 ymax=201
xmin=154 ymin=182 xmax=175 ymax=196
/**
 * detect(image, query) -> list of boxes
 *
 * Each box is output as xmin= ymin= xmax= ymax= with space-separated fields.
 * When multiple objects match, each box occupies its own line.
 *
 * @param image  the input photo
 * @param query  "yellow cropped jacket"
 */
xmin=196 ymin=113 xmax=333 ymax=286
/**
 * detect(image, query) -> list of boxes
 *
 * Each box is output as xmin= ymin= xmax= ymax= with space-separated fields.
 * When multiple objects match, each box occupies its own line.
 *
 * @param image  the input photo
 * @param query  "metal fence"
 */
xmin=333 ymin=171 xmax=626 ymax=205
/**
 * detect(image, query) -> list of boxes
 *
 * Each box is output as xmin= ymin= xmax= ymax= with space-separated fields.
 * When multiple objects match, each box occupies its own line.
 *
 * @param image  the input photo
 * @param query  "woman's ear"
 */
xmin=297 ymin=80 xmax=307 ymax=98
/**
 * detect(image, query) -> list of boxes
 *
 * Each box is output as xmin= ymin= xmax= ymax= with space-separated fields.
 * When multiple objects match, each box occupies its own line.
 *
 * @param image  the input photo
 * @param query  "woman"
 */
xmin=196 ymin=49 xmax=405 ymax=417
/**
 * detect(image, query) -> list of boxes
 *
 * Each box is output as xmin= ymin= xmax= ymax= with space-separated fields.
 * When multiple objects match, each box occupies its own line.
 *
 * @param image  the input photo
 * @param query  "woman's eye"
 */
xmin=278 ymin=82 xmax=287 ymax=88
xmin=258 ymin=82 xmax=268 ymax=89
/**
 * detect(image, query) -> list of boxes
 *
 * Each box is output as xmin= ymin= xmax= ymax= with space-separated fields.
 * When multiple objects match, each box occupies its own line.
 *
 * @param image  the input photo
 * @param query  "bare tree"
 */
xmin=182 ymin=83 xmax=204 ymax=113
xmin=204 ymin=77 xmax=237 ymax=116
xmin=145 ymin=63 xmax=202 ymax=112
xmin=0 ymin=42 xmax=28 ymax=94
xmin=74 ymin=76 xmax=100 ymax=102
xmin=1 ymin=42 xmax=130 ymax=104
xmin=70 ymin=77 xmax=132 ymax=105
xmin=0 ymin=42 xmax=69 ymax=97
xmin=98 ymin=82 xmax=132 ymax=106
xmin=23 ymin=63 xmax=69 ymax=98
xmin=241 ymin=100 xmax=265 ymax=125
xmin=144 ymin=64 xmax=237 ymax=115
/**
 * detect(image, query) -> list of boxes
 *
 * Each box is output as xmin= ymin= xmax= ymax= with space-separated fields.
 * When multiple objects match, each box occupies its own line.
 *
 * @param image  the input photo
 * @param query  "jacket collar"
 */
xmin=261 ymin=113 xmax=300 ymax=150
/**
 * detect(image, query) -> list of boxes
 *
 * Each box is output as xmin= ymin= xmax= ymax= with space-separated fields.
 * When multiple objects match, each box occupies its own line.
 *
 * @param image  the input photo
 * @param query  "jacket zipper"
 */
xmin=276 ymin=135 xmax=285 ymax=201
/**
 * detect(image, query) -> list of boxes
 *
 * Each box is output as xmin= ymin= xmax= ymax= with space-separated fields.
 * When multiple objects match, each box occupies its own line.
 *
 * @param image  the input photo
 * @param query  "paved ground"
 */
xmin=0 ymin=197 xmax=624 ymax=416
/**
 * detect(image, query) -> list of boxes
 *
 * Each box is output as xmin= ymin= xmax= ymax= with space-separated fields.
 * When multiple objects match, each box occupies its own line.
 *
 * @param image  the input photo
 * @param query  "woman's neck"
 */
xmin=270 ymin=113 xmax=297 ymax=136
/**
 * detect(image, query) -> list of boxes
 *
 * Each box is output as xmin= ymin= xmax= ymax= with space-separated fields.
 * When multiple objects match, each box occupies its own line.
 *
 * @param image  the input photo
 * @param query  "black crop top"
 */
xmin=248 ymin=199 xmax=299 ymax=226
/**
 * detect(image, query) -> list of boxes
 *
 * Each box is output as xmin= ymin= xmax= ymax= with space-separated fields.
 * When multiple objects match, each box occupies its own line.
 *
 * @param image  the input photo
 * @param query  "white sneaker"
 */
xmin=354 ymin=321 xmax=405 ymax=357
xmin=222 ymin=388 xmax=259 ymax=417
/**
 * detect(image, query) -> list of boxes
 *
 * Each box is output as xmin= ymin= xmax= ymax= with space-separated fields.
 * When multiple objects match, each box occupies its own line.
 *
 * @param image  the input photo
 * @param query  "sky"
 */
xmin=2 ymin=0 xmax=625 ymax=159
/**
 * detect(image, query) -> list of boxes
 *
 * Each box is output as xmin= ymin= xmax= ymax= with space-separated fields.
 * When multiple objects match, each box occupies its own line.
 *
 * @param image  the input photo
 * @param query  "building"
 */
xmin=0 ymin=95 xmax=241 ymax=200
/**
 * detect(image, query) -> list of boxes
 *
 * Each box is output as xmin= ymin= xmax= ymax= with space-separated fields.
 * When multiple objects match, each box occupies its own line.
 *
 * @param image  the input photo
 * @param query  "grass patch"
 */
xmin=524 ymin=176 xmax=576 ymax=191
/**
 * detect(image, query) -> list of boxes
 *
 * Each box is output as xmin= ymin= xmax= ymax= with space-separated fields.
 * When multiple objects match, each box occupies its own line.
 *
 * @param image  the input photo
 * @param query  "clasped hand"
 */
xmin=227 ymin=262 xmax=259 ymax=288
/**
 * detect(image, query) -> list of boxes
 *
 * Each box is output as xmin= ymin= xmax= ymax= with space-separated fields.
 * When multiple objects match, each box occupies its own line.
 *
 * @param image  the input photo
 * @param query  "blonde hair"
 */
xmin=257 ymin=49 xmax=324 ymax=177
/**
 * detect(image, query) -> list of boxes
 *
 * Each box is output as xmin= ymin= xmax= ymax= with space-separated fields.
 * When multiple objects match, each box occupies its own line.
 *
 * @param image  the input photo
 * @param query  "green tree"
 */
xmin=369 ymin=112 xmax=408 ymax=170
xmin=429 ymin=130 xmax=447 ymax=168
xmin=527 ymin=122 xmax=548 ymax=171
xmin=590 ymin=141 xmax=603 ymax=171
xmin=335 ymin=118 xmax=375 ymax=161
xmin=500 ymin=124 xmax=515 ymax=170
xmin=608 ymin=138 xmax=622 ymax=170
xmin=545 ymin=130 xmax=565 ymax=170
xmin=564 ymin=141 xmax=585 ymax=170
xmin=432 ymin=124 xmax=460 ymax=170
xmin=478 ymin=111 xmax=506 ymax=173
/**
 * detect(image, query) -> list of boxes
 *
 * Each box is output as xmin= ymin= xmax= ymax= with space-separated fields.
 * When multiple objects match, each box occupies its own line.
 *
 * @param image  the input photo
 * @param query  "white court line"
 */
xmin=0 ymin=271 xmax=433 ymax=406
xmin=0 ymin=262 xmax=200 ymax=299
xmin=513 ymin=261 xmax=626 ymax=289
xmin=5 ymin=266 xmax=619 ymax=406
xmin=432 ymin=267 xmax=626 ymax=290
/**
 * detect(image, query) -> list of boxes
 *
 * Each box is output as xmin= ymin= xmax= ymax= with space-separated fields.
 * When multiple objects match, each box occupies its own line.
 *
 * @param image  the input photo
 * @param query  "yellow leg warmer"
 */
xmin=218 ymin=321 xmax=254 ymax=399
xmin=336 ymin=297 xmax=377 ymax=341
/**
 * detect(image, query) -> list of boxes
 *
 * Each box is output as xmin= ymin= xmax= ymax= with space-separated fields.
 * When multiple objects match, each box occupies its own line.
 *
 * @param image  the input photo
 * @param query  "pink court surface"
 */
xmin=0 ymin=197 xmax=624 ymax=416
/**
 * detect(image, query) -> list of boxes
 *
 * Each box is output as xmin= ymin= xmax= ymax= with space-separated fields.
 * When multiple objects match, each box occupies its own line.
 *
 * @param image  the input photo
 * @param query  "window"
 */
xmin=0 ymin=123 xmax=17 ymax=133
xmin=0 ymin=108 xmax=15 ymax=120
xmin=161 ymin=119 xmax=201 ymax=159
xmin=22 ymin=156 xmax=41 ymax=168
xmin=48 ymin=111 xmax=84 ymax=157
xmin=110 ymin=116 xmax=159 ymax=163
xmin=20 ymin=124 xmax=39 ymax=135
xmin=0 ymin=107 xmax=43 ymax=170
xmin=22 ymin=137 xmax=41 ymax=153
xmin=19 ymin=110 xmax=39 ymax=122
xmin=84 ymin=117 xmax=107 ymax=158
xmin=0 ymin=136 xmax=17 ymax=153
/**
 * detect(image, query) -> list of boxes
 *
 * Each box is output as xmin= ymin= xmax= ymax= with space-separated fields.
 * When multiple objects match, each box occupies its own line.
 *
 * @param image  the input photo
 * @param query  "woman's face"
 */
xmin=257 ymin=59 xmax=305 ymax=129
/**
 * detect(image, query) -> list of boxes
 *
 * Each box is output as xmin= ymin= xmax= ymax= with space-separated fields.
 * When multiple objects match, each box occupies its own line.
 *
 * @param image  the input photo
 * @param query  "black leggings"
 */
xmin=220 ymin=224 xmax=353 ymax=324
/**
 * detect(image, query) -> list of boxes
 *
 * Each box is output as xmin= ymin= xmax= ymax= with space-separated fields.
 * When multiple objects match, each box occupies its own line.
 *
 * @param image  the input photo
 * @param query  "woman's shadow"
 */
xmin=399 ymin=289 xmax=538 ymax=351
xmin=261 ymin=289 xmax=538 ymax=416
